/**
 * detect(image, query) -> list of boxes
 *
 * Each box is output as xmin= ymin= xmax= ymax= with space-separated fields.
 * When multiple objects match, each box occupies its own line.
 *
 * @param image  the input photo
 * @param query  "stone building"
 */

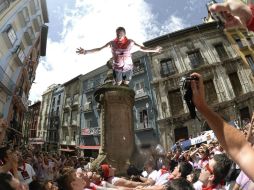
xmin=143 ymin=22 xmax=254 ymax=150
xmin=22 ymin=101 xmax=41 ymax=146
xmin=0 ymin=0 xmax=48 ymax=143
xmin=46 ymin=84 xmax=64 ymax=151
xmin=37 ymin=84 xmax=56 ymax=149
xmin=79 ymin=66 xmax=107 ymax=157
xmin=59 ymin=75 xmax=82 ymax=154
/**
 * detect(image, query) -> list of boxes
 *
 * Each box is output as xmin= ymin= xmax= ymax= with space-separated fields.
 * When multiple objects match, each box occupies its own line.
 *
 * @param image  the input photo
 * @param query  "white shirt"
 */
xmin=193 ymin=180 xmax=203 ymax=190
xmin=154 ymin=170 xmax=170 ymax=185
xmin=17 ymin=163 xmax=36 ymax=185
xmin=148 ymin=170 xmax=158 ymax=181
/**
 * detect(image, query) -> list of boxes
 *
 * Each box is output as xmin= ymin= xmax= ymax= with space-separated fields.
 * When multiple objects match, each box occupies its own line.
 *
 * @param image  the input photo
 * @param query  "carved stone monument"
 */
xmin=91 ymin=61 xmax=135 ymax=175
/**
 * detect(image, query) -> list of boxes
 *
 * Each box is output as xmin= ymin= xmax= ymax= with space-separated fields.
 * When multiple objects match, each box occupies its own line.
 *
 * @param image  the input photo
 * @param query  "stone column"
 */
xmin=92 ymin=84 xmax=135 ymax=175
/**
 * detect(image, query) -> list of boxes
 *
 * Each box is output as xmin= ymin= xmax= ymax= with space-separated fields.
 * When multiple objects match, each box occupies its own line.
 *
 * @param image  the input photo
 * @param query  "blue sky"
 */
xmin=29 ymin=0 xmax=223 ymax=102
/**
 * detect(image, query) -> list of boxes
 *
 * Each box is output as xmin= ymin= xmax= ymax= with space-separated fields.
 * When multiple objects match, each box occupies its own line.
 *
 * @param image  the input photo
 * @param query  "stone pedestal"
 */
xmin=92 ymin=84 xmax=135 ymax=175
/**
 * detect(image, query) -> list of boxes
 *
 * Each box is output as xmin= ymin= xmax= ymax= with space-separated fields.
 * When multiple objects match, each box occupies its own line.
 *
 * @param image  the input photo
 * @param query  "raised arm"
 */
xmin=209 ymin=0 xmax=252 ymax=29
xmin=76 ymin=42 xmax=110 ymax=55
xmin=246 ymin=113 xmax=254 ymax=144
xmin=190 ymin=72 xmax=254 ymax=181
xmin=133 ymin=41 xmax=162 ymax=53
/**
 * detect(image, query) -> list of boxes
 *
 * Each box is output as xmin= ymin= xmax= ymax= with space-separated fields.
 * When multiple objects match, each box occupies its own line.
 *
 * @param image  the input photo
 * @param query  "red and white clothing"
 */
xmin=17 ymin=163 xmax=36 ymax=185
xmin=154 ymin=169 xmax=170 ymax=185
xmin=110 ymin=37 xmax=134 ymax=72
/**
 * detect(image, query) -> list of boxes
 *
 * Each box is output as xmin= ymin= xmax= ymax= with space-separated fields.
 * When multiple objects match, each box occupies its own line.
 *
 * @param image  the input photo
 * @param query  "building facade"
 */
xmin=46 ymin=84 xmax=64 ymax=151
xmin=22 ymin=101 xmax=41 ymax=145
xmin=79 ymin=54 xmax=160 ymax=157
xmin=0 ymin=0 xmax=48 ymax=144
xmin=59 ymin=75 xmax=82 ymax=154
xmin=37 ymin=84 xmax=56 ymax=149
xmin=144 ymin=22 xmax=254 ymax=150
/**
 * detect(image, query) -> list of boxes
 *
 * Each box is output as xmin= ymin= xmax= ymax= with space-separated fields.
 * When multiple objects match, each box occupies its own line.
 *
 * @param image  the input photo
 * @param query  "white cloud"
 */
xmin=29 ymin=0 xmax=186 ymax=102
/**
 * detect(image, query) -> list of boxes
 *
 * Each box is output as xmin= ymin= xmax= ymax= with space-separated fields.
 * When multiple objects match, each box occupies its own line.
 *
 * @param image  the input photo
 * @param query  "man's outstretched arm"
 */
xmin=133 ymin=41 xmax=162 ymax=53
xmin=190 ymin=72 xmax=254 ymax=181
xmin=76 ymin=42 xmax=110 ymax=55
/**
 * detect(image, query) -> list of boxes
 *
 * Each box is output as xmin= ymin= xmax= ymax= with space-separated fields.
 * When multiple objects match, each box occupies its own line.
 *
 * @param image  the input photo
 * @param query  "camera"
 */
xmin=180 ymin=76 xmax=198 ymax=119
xmin=206 ymin=0 xmax=225 ymax=28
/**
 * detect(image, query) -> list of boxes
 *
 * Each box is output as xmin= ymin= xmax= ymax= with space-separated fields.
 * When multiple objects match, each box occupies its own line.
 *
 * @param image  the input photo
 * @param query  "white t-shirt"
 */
xmin=154 ymin=170 xmax=170 ymax=185
xmin=193 ymin=180 xmax=203 ymax=190
xmin=17 ymin=163 xmax=36 ymax=185
xmin=148 ymin=170 xmax=158 ymax=181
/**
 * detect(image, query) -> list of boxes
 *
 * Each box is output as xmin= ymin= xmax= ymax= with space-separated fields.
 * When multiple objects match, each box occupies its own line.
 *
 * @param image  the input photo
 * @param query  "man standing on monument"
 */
xmin=76 ymin=27 xmax=162 ymax=86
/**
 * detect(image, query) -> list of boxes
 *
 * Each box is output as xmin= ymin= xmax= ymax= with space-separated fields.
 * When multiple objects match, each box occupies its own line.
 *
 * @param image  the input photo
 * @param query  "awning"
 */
xmin=79 ymin=145 xmax=100 ymax=150
xmin=59 ymin=148 xmax=75 ymax=152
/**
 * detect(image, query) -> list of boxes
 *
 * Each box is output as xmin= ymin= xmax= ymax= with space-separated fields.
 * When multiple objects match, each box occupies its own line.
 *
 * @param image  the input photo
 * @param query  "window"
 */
xmin=135 ymin=80 xmax=144 ymax=91
xmin=56 ymin=107 xmax=59 ymax=115
xmin=87 ymin=96 xmax=92 ymax=103
xmin=86 ymin=119 xmax=92 ymax=128
xmin=57 ymin=95 xmax=61 ymax=105
xmin=16 ymin=47 xmax=25 ymax=62
xmin=214 ymin=43 xmax=228 ymax=60
xmin=246 ymin=55 xmax=254 ymax=72
xmin=87 ymin=80 xmax=94 ymax=90
xmin=22 ymin=7 xmax=30 ymax=23
xmin=233 ymin=35 xmax=243 ymax=48
xmin=228 ymin=72 xmax=243 ymax=97
xmin=139 ymin=109 xmax=148 ymax=128
xmin=133 ymin=60 xmax=144 ymax=74
xmin=160 ymin=58 xmax=177 ymax=77
xmin=7 ymin=27 xmax=17 ymax=45
xmin=168 ymin=89 xmax=184 ymax=116
xmin=65 ymin=97 xmax=71 ymax=106
xmin=73 ymin=131 xmax=76 ymax=141
xmin=204 ymin=80 xmax=218 ymax=104
xmin=52 ymin=98 xmax=55 ymax=105
xmin=187 ymin=50 xmax=203 ymax=68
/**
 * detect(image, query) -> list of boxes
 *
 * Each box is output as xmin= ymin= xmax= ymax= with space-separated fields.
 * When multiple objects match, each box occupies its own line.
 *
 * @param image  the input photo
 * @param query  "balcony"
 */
xmin=71 ymin=120 xmax=78 ymax=126
xmin=133 ymin=66 xmax=145 ymax=76
xmin=13 ymin=88 xmax=29 ymax=111
xmin=63 ymin=104 xmax=71 ymax=111
xmin=61 ymin=140 xmax=66 ymax=145
xmin=135 ymin=89 xmax=148 ymax=100
xmin=81 ymin=127 xmax=100 ymax=136
xmin=0 ymin=66 xmax=15 ymax=94
xmin=62 ymin=121 xmax=69 ymax=127
xmin=84 ymin=102 xmax=92 ymax=113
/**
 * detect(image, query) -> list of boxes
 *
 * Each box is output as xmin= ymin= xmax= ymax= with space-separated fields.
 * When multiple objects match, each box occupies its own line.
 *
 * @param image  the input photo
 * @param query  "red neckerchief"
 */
xmin=18 ymin=162 xmax=26 ymax=171
xmin=114 ymin=37 xmax=129 ymax=49
xmin=160 ymin=166 xmax=168 ymax=176
xmin=202 ymin=184 xmax=217 ymax=190
xmin=201 ymin=156 xmax=208 ymax=166
xmin=202 ymin=181 xmax=225 ymax=190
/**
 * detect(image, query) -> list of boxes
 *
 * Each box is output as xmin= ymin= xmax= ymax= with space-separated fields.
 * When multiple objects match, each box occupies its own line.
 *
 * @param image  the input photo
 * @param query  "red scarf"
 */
xmin=202 ymin=184 xmax=217 ymax=190
xmin=114 ymin=37 xmax=129 ymax=49
xmin=160 ymin=166 xmax=168 ymax=175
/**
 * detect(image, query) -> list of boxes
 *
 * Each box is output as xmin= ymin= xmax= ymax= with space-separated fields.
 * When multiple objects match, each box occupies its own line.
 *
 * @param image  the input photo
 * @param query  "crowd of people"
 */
xmin=1 ymin=0 xmax=254 ymax=189
xmin=0 ymin=116 xmax=253 ymax=190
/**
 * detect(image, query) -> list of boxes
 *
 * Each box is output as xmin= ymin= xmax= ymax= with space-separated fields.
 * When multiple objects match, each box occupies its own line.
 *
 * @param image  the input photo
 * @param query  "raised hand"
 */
xmin=76 ymin=47 xmax=86 ymax=55
xmin=155 ymin=46 xmax=162 ymax=53
xmin=209 ymin=0 xmax=252 ymax=28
